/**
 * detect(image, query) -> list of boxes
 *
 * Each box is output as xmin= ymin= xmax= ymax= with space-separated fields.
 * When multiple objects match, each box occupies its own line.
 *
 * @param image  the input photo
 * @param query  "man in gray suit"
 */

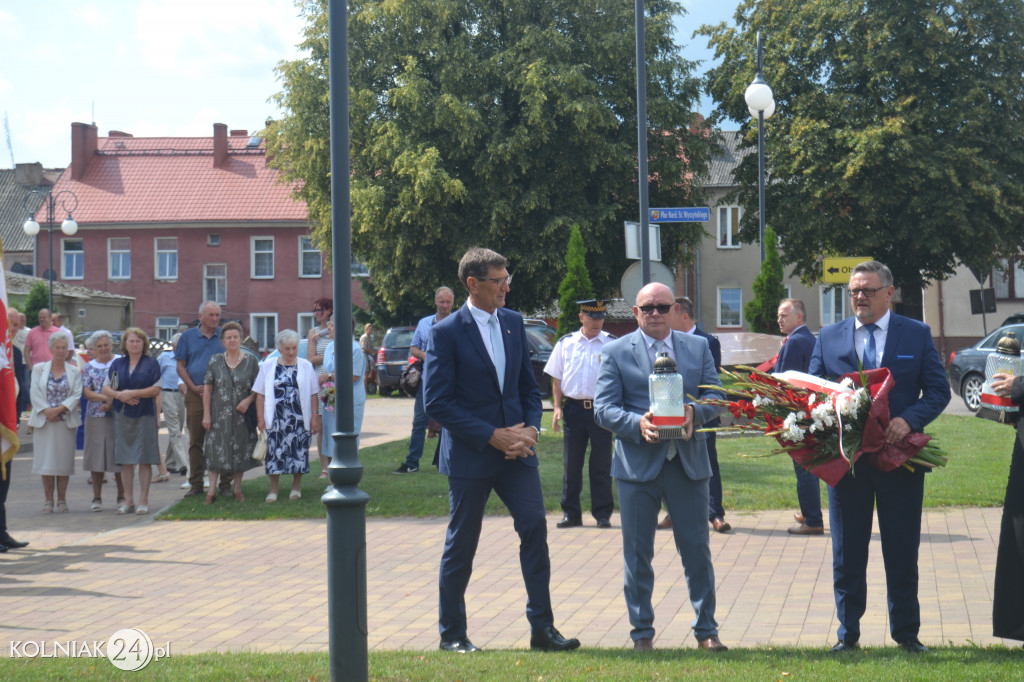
xmin=594 ymin=282 xmax=727 ymax=652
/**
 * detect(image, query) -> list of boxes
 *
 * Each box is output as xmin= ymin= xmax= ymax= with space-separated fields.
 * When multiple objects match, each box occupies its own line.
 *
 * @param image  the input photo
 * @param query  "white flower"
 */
xmin=782 ymin=412 xmax=806 ymax=442
xmin=753 ymin=395 xmax=774 ymax=408
xmin=840 ymin=377 xmax=855 ymax=389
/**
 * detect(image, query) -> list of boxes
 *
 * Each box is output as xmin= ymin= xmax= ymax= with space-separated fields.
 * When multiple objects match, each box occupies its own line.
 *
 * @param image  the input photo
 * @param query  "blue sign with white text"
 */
xmin=649 ymin=207 xmax=710 ymax=223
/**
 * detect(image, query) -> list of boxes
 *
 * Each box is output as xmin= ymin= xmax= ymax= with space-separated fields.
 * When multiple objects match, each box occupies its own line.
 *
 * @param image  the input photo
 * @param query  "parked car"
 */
xmin=524 ymin=320 xmax=557 ymax=398
xmin=1002 ymin=313 xmax=1024 ymax=327
xmin=948 ymin=323 xmax=1024 ymax=411
xmin=74 ymin=330 xmax=123 ymax=349
xmin=376 ymin=326 xmax=416 ymax=396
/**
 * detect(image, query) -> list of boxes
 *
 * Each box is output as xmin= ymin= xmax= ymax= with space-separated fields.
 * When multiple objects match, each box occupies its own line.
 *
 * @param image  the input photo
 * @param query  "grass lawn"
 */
xmin=2 ymin=646 xmax=1021 ymax=681
xmin=159 ymin=412 xmax=1013 ymax=521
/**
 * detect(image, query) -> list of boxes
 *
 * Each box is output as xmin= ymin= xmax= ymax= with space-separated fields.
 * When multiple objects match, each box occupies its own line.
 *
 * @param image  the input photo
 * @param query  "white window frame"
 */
xmin=820 ymin=285 xmax=848 ymax=326
xmin=297 ymin=313 xmax=316 ymax=338
xmin=250 ymin=313 xmax=279 ymax=353
xmin=204 ymin=263 xmax=227 ymax=305
xmin=207 ymin=233 xmax=220 ymax=247
xmin=251 ymin=236 xmax=275 ymax=279
xmin=717 ymin=205 xmax=742 ymax=249
xmin=298 ymin=236 xmax=322 ymax=278
xmin=717 ymin=287 xmax=743 ymax=328
xmin=155 ymin=237 xmax=178 ymax=280
xmin=61 ymin=239 xmax=84 ymax=280
xmin=108 ymin=237 xmax=131 ymax=280
xmin=351 ymin=258 xmax=370 ymax=278
xmin=155 ymin=317 xmax=179 ymax=341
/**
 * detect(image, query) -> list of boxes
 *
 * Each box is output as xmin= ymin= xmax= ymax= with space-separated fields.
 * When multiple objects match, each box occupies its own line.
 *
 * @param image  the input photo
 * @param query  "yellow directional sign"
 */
xmin=822 ymin=257 xmax=872 ymax=284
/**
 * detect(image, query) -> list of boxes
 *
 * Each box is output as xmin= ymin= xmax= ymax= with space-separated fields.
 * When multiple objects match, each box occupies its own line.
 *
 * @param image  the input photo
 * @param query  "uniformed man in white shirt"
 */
xmin=545 ymin=299 xmax=615 ymax=529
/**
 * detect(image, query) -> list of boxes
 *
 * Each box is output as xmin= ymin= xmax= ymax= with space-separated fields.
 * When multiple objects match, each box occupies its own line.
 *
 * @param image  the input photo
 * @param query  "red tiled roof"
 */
xmin=40 ymin=134 xmax=307 ymax=224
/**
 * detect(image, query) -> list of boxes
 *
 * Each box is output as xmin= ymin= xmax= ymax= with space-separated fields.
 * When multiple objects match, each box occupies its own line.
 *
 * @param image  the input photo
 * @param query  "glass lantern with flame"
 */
xmin=977 ymin=331 xmax=1024 ymax=425
xmin=649 ymin=351 xmax=688 ymax=439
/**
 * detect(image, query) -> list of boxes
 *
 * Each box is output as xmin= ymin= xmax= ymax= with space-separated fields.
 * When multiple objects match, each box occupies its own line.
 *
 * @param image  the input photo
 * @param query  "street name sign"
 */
xmin=648 ymin=207 xmax=710 ymax=223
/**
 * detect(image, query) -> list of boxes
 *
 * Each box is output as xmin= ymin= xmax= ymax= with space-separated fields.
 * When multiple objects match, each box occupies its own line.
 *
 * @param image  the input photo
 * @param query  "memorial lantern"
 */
xmin=649 ymin=351 xmax=688 ymax=439
xmin=977 ymin=331 xmax=1024 ymax=424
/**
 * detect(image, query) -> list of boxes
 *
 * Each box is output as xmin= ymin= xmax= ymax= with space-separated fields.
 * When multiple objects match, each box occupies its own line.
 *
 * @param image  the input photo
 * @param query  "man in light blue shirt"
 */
xmin=159 ymin=333 xmax=188 ymax=478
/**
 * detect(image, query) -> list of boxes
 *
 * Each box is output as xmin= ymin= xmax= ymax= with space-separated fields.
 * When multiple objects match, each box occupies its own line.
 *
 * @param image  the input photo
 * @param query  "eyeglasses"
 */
xmin=638 ymin=304 xmax=673 ymax=316
xmin=312 ymin=308 xmax=323 ymax=313
xmin=848 ymin=287 xmax=886 ymax=298
xmin=473 ymin=274 xmax=513 ymax=287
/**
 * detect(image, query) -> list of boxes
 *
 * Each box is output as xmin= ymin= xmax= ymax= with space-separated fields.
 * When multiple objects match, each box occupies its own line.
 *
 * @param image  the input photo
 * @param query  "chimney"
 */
xmin=229 ymin=129 xmax=248 ymax=137
xmin=213 ymin=123 xmax=227 ymax=168
xmin=70 ymin=122 xmax=98 ymax=180
xmin=108 ymin=130 xmax=134 ymax=138
xmin=14 ymin=162 xmax=47 ymax=186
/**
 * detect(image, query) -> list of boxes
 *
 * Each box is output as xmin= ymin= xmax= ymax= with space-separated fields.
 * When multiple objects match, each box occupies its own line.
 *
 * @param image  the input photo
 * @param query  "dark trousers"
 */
xmin=794 ymin=460 xmax=823 ymax=527
xmin=405 ymin=383 xmax=429 ymax=467
xmin=560 ymin=400 xmax=613 ymax=522
xmin=438 ymin=463 xmax=553 ymax=640
xmin=185 ymin=392 xmax=207 ymax=490
xmin=829 ymin=458 xmax=925 ymax=643
xmin=706 ymin=432 xmax=724 ymax=520
xmin=0 ymin=460 xmax=10 ymax=536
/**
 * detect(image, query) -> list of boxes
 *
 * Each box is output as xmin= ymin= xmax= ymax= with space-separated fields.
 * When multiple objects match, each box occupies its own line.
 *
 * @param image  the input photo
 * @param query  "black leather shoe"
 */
xmin=596 ymin=518 xmax=612 ymax=529
xmin=556 ymin=515 xmax=582 ymax=529
xmin=829 ymin=640 xmax=860 ymax=653
xmin=0 ymin=545 xmax=7 ymax=553
xmin=439 ymin=637 xmax=480 ymax=653
xmin=0 ymin=535 xmax=29 ymax=549
xmin=530 ymin=626 xmax=580 ymax=652
xmin=897 ymin=637 xmax=928 ymax=653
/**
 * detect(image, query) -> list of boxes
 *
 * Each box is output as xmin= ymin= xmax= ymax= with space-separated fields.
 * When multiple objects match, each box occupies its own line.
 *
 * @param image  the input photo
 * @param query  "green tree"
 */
xmin=267 ymin=0 xmax=715 ymax=315
xmin=699 ymin=0 xmax=1024 ymax=318
xmin=744 ymin=226 xmax=786 ymax=334
xmin=23 ymin=280 xmax=49 ymax=327
xmin=556 ymin=225 xmax=594 ymax=338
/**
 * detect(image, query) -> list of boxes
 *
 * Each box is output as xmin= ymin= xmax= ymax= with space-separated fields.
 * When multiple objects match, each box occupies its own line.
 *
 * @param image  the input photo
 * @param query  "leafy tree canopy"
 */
xmin=556 ymin=225 xmax=594 ymax=338
xmin=699 ymin=0 xmax=1024 ymax=317
xmin=268 ymin=0 xmax=715 ymax=315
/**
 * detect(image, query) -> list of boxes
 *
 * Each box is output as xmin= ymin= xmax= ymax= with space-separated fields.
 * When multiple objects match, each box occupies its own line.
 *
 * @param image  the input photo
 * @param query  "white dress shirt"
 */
xmin=855 ymin=311 xmax=889 ymax=368
xmin=543 ymin=329 xmax=611 ymax=400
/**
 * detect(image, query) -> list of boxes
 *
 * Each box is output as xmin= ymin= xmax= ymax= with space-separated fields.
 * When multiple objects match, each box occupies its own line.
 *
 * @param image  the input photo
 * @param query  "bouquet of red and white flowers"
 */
xmin=319 ymin=381 xmax=336 ymax=412
xmin=699 ymin=366 xmax=947 ymax=487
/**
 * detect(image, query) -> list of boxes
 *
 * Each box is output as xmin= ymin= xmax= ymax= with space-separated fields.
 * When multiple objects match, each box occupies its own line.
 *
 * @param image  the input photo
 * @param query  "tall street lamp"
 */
xmin=744 ymin=32 xmax=775 ymax=263
xmin=22 ymin=189 xmax=80 ymax=311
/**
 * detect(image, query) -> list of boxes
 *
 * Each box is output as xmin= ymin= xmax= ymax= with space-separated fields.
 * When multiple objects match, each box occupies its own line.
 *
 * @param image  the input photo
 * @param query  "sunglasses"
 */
xmin=638 ymin=304 xmax=673 ymax=316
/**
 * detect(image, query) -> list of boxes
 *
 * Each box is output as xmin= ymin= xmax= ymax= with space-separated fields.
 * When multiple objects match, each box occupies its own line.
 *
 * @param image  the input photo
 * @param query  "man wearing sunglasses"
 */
xmin=594 ymin=282 xmax=727 ymax=652
xmin=808 ymin=260 xmax=949 ymax=654
xmin=424 ymin=247 xmax=579 ymax=654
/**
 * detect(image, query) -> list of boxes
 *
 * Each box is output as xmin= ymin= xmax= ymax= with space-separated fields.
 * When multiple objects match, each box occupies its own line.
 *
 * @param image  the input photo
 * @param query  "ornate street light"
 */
xmin=744 ymin=32 xmax=775 ymax=263
xmin=22 ymin=189 xmax=80 ymax=311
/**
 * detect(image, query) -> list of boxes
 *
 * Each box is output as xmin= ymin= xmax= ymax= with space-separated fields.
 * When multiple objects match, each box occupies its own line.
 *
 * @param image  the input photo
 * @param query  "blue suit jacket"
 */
xmin=776 ymin=325 xmax=816 ymax=374
xmin=693 ymin=327 xmax=722 ymax=427
xmin=808 ymin=314 xmax=949 ymax=432
xmin=594 ymin=330 xmax=724 ymax=483
xmin=424 ymin=305 xmax=542 ymax=478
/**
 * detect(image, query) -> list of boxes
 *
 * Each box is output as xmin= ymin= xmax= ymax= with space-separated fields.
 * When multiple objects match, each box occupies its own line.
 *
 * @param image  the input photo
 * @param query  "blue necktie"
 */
xmin=489 ymin=314 xmax=505 ymax=392
xmin=862 ymin=323 xmax=878 ymax=370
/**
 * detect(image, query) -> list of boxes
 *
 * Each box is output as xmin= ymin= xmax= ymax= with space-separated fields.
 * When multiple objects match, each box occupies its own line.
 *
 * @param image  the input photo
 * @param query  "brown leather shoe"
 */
xmin=787 ymin=523 xmax=825 ymax=535
xmin=711 ymin=517 xmax=731 ymax=533
xmin=657 ymin=515 xmax=673 ymax=530
xmin=697 ymin=635 xmax=728 ymax=651
xmin=183 ymin=487 xmax=203 ymax=498
xmin=794 ymin=512 xmax=805 ymax=524
xmin=633 ymin=637 xmax=653 ymax=652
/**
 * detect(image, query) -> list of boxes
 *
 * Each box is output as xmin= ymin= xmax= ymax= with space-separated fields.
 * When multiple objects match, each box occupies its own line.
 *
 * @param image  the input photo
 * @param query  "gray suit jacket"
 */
xmin=594 ymin=329 xmax=724 ymax=483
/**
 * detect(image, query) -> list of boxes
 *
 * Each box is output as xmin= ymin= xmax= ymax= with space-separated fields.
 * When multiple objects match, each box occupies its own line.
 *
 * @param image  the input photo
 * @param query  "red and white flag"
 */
xmin=0 ymin=253 xmax=19 ymax=478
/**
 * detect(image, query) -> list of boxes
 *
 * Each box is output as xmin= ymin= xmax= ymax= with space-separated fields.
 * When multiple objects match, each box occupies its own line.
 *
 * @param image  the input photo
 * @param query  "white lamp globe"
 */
xmin=61 ymin=217 xmax=78 ymax=235
xmin=23 ymin=218 xmax=40 ymax=236
xmin=744 ymin=80 xmax=774 ymax=113
xmin=749 ymin=99 xmax=776 ymax=120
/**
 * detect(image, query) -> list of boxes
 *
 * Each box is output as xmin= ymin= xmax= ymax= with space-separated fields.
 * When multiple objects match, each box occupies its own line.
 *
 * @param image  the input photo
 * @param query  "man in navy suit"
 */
xmin=771 ymin=299 xmax=823 ymax=535
xmin=808 ymin=261 xmax=949 ymax=654
xmin=424 ymin=247 xmax=580 ymax=654
xmin=594 ymin=283 xmax=727 ymax=652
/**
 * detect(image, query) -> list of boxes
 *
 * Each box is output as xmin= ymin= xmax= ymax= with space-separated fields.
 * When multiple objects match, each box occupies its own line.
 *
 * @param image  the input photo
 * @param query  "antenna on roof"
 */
xmin=3 ymin=112 xmax=13 ymax=168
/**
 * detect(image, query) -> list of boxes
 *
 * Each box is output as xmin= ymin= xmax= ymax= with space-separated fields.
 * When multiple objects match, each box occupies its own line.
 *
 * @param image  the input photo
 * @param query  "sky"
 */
xmin=0 ymin=0 xmax=737 ymax=170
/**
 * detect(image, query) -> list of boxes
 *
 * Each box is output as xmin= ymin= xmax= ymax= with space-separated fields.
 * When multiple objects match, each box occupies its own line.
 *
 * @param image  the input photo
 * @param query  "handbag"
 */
xmin=400 ymin=359 xmax=423 ymax=397
xmin=252 ymin=430 xmax=268 ymax=462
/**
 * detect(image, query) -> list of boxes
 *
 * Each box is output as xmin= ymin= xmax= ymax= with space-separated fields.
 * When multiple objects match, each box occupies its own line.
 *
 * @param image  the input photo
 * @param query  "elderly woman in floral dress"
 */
xmin=81 ymin=331 xmax=124 ymax=511
xmin=29 ymin=331 xmax=82 ymax=513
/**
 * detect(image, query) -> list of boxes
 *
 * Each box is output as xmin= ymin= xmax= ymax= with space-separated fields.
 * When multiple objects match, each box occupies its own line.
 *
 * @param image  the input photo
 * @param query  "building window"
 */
xmin=297 ymin=313 xmax=315 ymax=338
xmin=820 ymin=285 xmax=848 ymax=325
xmin=207 ymin=233 xmax=220 ymax=247
xmin=155 ymin=237 xmax=178 ymax=280
xmin=62 ymin=239 xmax=84 ymax=280
xmin=250 ymin=313 xmax=278 ymax=353
xmin=155 ymin=317 xmax=179 ymax=341
xmin=718 ymin=287 xmax=742 ymax=327
xmin=351 ymin=258 xmax=370 ymax=278
xmin=204 ymin=263 xmax=227 ymax=304
xmin=108 ymin=237 xmax=131 ymax=280
xmin=299 ymin=237 xmax=322 ymax=278
xmin=251 ymin=237 xmax=274 ymax=279
xmin=994 ymin=258 xmax=1024 ymax=300
xmin=718 ymin=205 xmax=742 ymax=248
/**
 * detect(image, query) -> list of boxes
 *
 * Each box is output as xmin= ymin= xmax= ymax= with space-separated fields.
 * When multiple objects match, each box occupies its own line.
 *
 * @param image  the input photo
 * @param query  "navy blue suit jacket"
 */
xmin=808 ymin=314 xmax=949 ymax=432
xmin=776 ymin=326 xmax=816 ymax=374
xmin=693 ymin=327 xmax=722 ymax=427
xmin=424 ymin=305 xmax=542 ymax=478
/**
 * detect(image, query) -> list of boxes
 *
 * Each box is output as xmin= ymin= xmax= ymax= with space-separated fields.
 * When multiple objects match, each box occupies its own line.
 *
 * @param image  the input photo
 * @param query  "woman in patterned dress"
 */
xmin=201 ymin=322 xmax=259 ymax=503
xmin=254 ymin=330 xmax=320 ymax=502
xmin=28 ymin=331 xmax=82 ymax=513
xmin=81 ymin=331 xmax=123 ymax=511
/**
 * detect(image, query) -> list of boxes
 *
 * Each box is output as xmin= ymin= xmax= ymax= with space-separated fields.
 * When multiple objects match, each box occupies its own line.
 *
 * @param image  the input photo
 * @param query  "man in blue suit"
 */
xmin=424 ymin=247 xmax=580 ymax=654
xmin=808 ymin=261 xmax=949 ymax=654
xmin=594 ymin=283 xmax=727 ymax=652
xmin=771 ymin=299 xmax=824 ymax=535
